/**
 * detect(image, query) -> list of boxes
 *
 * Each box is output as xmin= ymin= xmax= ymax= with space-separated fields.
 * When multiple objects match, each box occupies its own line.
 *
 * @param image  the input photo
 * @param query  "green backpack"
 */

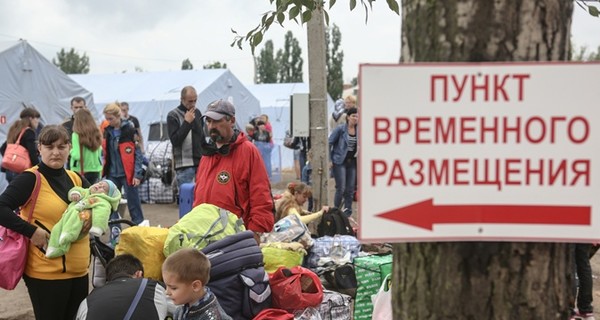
xmin=163 ymin=203 xmax=245 ymax=257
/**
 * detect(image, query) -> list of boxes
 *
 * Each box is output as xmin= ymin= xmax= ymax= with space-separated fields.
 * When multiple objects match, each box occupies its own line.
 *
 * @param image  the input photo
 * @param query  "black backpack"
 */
xmin=317 ymin=207 xmax=355 ymax=237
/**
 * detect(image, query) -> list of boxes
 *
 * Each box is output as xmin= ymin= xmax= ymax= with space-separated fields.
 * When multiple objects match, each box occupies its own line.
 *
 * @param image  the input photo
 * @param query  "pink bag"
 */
xmin=2 ymin=128 xmax=32 ymax=173
xmin=0 ymin=170 xmax=41 ymax=290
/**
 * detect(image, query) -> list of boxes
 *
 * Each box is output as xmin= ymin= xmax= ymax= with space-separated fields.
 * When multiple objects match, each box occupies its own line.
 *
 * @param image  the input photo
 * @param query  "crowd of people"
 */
xmin=0 ymin=89 xmax=280 ymax=319
xmin=0 ymin=89 xmax=593 ymax=319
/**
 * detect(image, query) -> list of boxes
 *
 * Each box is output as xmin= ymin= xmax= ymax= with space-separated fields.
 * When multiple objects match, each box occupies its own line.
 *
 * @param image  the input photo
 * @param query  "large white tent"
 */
xmin=0 ymin=40 xmax=96 ymax=191
xmin=247 ymin=83 xmax=334 ymax=171
xmin=0 ymin=40 xmax=97 ymax=138
xmin=70 ymin=69 xmax=260 ymax=145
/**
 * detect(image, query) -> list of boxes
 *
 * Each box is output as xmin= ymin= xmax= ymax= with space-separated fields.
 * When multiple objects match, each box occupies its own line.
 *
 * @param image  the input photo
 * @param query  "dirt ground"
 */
xmin=2 ymin=172 xmax=600 ymax=319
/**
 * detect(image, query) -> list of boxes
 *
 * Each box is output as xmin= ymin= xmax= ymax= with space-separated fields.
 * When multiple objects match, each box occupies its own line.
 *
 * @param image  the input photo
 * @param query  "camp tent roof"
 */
xmin=0 ymin=40 xmax=96 ymax=138
xmin=0 ymin=40 xmax=96 ymax=191
xmin=70 ymin=69 xmax=260 ymax=144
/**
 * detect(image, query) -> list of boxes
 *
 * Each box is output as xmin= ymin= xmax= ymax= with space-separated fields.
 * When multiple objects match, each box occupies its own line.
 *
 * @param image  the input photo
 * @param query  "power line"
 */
xmin=0 ymin=32 xmax=251 ymax=65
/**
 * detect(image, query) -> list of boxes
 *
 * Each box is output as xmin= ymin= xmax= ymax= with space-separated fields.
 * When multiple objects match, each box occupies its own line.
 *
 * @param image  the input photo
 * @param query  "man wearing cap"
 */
xmin=167 ymin=86 xmax=205 ymax=191
xmin=193 ymin=99 xmax=274 ymax=236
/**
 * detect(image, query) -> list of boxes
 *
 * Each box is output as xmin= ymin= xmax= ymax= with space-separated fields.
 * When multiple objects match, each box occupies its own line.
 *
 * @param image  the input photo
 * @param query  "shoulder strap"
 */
xmin=192 ymin=207 xmax=230 ymax=248
xmin=15 ymin=127 xmax=29 ymax=144
xmin=123 ymin=278 xmax=148 ymax=320
xmin=23 ymin=170 xmax=42 ymax=223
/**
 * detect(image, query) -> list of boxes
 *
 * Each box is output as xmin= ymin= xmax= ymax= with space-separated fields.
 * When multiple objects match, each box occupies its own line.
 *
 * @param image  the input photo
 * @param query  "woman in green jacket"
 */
xmin=70 ymin=109 xmax=103 ymax=184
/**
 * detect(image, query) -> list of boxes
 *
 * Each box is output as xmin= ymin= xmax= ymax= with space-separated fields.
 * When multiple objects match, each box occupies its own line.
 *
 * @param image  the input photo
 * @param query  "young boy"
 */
xmin=46 ymin=179 xmax=121 ymax=258
xmin=162 ymin=248 xmax=232 ymax=320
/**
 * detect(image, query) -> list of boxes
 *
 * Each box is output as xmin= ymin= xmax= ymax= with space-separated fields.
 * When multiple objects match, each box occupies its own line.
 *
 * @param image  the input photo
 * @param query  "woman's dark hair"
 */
xmin=346 ymin=107 xmax=358 ymax=118
xmin=20 ymin=107 xmax=41 ymax=119
xmin=38 ymin=125 xmax=70 ymax=145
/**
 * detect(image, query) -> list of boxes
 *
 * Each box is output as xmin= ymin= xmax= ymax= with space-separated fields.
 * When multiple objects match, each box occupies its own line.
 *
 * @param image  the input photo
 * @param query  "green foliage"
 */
xmin=575 ymin=0 xmax=600 ymax=17
xmin=572 ymin=45 xmax=600 ymax=61
xmin=277 ymin=31 xmax=303 ymax=83
xmin=203 ymin=61 xmax=228 ymax=69
xmin=231 ymin=0 xmax=400 ymax=53
xmin=181 ymin=58 xmax=194 ymax=70
xmin=256 ymin=40 xmax=279 ymax=83
xmin=52 ymin=48 xmax=90 ymax=74
xmin=326 ymin=24 xmax=344 ymax=100
xmin=256 ymin=33 xmax=303 ymax=83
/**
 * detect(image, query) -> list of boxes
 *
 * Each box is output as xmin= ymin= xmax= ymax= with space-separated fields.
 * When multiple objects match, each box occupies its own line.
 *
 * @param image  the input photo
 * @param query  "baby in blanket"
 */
xmin=46 ymin=179 xmax=121 ymax=258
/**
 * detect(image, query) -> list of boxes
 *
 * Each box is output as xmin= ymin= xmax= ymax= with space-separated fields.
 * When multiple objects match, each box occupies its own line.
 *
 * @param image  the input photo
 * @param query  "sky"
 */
xmin=0 ymin=0 xmax=598 ymax=85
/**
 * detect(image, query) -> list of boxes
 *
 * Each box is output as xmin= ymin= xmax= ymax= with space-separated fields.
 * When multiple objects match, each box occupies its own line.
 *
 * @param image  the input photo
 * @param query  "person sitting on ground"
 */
xmin=275 ymin=181 xmax=328 ymax=224
xmin=162 ymin=248 xmax=232 ymax=320
xmin=46 ymin=179 xmax=121 ymax=258
xmin=76 ymin=253 xmax=172 ymax=320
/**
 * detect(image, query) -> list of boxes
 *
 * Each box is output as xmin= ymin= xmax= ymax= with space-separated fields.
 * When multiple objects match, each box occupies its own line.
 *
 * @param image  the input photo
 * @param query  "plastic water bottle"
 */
xmin=274 ymin=219 xmax=291 ymax=233
xmin=110 ymin=226 xmax=121 ymax=248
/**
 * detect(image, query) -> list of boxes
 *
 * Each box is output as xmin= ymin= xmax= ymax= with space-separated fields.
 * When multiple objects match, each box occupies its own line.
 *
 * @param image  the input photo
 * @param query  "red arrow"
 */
xmin=376 ymin=199 xmax=591 ymax=231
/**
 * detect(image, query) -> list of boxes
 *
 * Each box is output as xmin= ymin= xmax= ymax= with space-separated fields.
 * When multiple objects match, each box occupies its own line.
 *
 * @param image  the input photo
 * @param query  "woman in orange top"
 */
xmin=0 ymin=125 xmax=90 ymax=320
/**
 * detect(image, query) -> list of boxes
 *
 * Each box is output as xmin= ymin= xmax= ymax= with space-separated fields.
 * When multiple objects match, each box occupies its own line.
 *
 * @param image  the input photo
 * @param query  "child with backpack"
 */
xmin=162 ymin=248 xmax=231 ymax=320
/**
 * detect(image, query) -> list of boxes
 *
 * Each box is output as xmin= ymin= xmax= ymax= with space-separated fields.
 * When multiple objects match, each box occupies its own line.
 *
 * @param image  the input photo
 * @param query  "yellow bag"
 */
xmin=115 ymin=226 xmax=169 ymax=281
xmin=261 ymin=244 xmax=306 ymax=274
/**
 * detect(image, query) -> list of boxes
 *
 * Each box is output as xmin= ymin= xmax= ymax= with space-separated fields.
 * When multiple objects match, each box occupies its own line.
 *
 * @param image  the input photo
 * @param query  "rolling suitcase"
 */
xmin=178 ymin=182 xmax=195 ymax=218
xmin=202 ymin=231 xmax=272 ymax=319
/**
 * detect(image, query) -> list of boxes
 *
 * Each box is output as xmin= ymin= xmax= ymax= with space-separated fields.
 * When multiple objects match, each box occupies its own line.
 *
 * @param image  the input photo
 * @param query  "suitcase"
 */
xmin=202 ymin=231 xmax=272 ymax=319
xmin=178 ymin=182 xmax=195 ymax=218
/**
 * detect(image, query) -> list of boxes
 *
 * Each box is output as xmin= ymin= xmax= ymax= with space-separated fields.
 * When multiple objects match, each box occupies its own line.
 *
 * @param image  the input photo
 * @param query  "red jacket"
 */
xmin=194 ymin=132 xmax=274 ymax=233
xmin=102 ymin=123 xmax=138 ymax=185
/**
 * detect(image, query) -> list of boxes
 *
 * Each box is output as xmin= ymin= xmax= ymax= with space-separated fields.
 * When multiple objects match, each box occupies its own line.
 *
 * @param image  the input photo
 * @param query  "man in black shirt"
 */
xmin=76 ymin=254 xmax=171 ymax=319
xmin=61 ymin=96 xmax=87 ymax=137
xmin=120 ymin=102 xmax=144 ymax=153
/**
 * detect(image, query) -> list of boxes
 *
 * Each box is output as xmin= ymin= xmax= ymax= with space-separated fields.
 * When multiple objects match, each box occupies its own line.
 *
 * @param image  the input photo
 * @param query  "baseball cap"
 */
xmin=205 ymin=99 xmax=236 ymax=120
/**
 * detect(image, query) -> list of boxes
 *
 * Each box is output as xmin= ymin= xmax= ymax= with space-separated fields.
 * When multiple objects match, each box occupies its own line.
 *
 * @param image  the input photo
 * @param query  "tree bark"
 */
xmin=307 ymin=1 xmax=329 ymax=208
xmin=395 ymin=0 xmax=574 ymax=319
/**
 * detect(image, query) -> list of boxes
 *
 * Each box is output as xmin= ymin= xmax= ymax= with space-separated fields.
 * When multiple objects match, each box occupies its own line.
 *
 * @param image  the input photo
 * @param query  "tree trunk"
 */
xmin=395 ymin=0 xmax=574 ymax=319
xmin=307 ymin=1 xmax=329 ymax=208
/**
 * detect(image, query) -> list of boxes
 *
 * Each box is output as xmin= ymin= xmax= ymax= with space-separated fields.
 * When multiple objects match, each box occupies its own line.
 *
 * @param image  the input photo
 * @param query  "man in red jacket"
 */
xmin=193 ymin=99 xmax=274 ymax=236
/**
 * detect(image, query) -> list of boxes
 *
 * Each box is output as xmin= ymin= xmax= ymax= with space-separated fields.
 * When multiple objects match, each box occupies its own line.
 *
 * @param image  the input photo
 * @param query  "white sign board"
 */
xmin=359 ymin=63 xmax=600 ymax=243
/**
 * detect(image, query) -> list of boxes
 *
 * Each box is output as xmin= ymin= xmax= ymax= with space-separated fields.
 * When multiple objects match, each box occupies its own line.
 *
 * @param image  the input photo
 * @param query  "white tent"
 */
xmin=0 ymin=40 xmax=96 ymax=191
xmin=70 ymin=69 xmax=260 ymax=145
xmin=246 ymin=83 xmax=334 ymax=171
xmin=0 ymin=40 xmax=97 ymax=138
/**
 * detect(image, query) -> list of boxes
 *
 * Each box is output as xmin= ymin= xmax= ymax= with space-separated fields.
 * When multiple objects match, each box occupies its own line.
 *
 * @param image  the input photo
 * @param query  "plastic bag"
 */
xmin=371 ymin=274 xmax=392 ymax=320
xmin=269 ymin=266 xmax=323 ymax=311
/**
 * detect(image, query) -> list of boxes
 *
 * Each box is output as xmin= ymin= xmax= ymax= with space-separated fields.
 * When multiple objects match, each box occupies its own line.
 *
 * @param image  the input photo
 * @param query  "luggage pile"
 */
xmin=111 ymin=196 xmax=393 ymax=319
xmin=256 ymin=206 xmax=393 ymax=320
xmin=139 ymin=140 xmax=174 ymax=204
